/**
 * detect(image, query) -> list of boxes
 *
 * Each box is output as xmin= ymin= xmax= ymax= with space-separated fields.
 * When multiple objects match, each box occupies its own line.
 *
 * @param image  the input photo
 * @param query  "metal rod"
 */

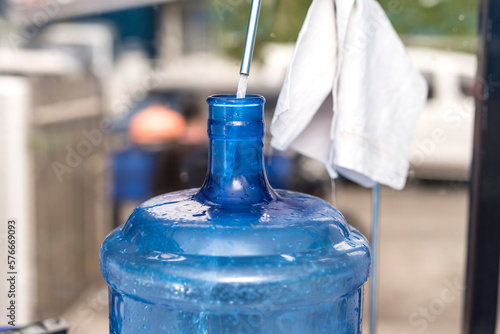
xmin=370 ymin=183 xmax=380 ymax=334
xmin=240 ymin=0 xmax=262 ymax=75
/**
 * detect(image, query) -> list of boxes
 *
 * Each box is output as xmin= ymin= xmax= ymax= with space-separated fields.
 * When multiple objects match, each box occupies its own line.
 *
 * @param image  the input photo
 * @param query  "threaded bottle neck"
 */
xmin=198 ymin=95 xmax=276 ymax=205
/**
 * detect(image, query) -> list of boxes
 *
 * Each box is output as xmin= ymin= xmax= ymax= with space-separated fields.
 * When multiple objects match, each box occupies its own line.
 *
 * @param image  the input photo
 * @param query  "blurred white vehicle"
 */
xmin=408 ymin=48 xmax=476 ymax=181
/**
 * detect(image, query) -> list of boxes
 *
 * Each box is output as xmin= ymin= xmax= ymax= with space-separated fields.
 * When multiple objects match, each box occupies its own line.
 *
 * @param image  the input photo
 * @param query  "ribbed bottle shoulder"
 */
xmin=100 ymin=189 xmax=371 ymax=309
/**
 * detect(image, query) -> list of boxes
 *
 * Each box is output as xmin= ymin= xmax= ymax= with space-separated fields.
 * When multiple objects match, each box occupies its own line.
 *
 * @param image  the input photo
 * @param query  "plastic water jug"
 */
xmin=100 ymin=94 xmax=371 ymax=333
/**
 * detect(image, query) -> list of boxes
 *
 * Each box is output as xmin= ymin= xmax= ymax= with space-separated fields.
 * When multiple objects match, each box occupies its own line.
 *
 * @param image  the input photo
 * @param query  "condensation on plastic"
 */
xmin=100 ymin=94 xmax=371 ymax=334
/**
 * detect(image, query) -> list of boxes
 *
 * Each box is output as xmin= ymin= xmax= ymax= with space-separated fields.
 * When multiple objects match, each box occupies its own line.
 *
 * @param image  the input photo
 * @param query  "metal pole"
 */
xmin=463 ymin=0 xmax=500 ymax=332
xmin=370 ymin=184 xmax=380 ymax=334
xmin=240 ymin=0 xmax=262 ymax=75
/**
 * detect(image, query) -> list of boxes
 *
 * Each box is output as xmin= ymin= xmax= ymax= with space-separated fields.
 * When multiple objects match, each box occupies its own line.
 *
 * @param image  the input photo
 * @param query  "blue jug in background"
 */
xmin=100 ymin=94 xmax=371 ymax=333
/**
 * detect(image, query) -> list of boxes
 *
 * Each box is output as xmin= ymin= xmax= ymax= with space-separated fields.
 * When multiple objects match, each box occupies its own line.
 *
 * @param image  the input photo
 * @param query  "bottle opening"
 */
xmin=207 ymin=94 xmax=265 ymax=106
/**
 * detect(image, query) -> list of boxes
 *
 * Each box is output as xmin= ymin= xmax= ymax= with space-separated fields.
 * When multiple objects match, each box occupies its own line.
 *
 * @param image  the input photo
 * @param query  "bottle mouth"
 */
xmin=207 ymin=94 xmax=265 ymax=124
xmin=207 ymin=94 xmax=265 ymax=106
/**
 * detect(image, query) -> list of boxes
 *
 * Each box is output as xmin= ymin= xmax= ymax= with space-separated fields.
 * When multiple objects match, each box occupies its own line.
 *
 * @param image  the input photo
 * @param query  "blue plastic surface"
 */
xmin=100 ymin=95 xmax=371 ymax=333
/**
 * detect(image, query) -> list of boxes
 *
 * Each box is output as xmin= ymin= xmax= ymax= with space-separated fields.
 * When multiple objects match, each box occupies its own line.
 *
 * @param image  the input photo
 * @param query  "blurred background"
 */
xmin=0 ymin=0 xmax=481 ymax=333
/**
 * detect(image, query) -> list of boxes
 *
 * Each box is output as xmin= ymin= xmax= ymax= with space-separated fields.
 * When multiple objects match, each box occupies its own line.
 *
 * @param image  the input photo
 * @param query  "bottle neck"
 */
xmin=197 ymin=95 xmax=276 ymax=205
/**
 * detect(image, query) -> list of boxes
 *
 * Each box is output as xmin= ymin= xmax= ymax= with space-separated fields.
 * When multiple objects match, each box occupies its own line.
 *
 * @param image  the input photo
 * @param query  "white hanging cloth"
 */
xmin=270 ymin=0 xmax=428 ymax=190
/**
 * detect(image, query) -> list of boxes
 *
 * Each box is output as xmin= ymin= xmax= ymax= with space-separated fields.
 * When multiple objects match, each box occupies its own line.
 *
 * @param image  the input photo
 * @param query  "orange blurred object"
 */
xmin=129 ymin=105 xmax=187 ymax=145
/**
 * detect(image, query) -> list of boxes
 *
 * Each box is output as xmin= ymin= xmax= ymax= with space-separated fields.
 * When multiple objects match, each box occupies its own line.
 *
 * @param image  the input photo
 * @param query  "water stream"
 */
xmin=236 ymin=74 xmax=249 ymax=98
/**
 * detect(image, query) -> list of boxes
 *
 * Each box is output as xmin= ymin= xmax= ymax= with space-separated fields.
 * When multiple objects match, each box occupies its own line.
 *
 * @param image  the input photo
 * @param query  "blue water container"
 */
xmin=100 ymin=95 xmax=371 ymax=333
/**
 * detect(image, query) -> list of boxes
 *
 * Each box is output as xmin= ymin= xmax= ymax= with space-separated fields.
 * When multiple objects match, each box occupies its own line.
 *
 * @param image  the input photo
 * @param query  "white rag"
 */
xmin=270 ymin=0 xmax=428 ymax=190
